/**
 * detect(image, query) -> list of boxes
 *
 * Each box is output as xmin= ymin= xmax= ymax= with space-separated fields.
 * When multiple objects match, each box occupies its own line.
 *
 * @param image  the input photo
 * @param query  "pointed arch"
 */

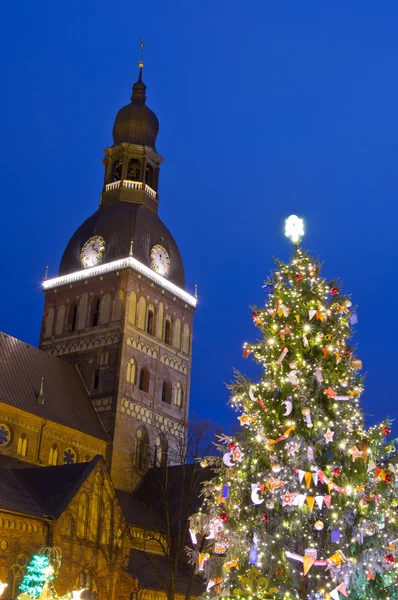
xmin=89 ymin=296 xmax=101 ymax=327
xmin=173 ymin=318 xmax=182 ymax=349
xmin=77 ymin=493 xmax=89 ymax=538
xmin=55 ymin=305 xmax=65 ymax=335
xmin=126 ymin=358 xmax=137 ymax=384
xmin=43 ymin=308 xmax=54 ymax=339
xmin=98 ymin=347 xmax=109 ymax=367
xmin=174 ymin=382 xmax=184 ymax=408
xmin=67 ymin=302 xmax=78 ymax=332
xmin=100 ymin=293 xmax=112 ymax=324
xmin=112 ymin=289 xmax=124 ymax=321
xmin=157 ymin=302 xmax=164 ymax=339
xmin=17 ymin=434 xmax=28 ymax=457
xmin=90 ymin=471 xmax=103 ymax=543
xmin=100 ymin=502 xmax=112 ymax=545
xmin=137 ymin=296 xmax=147 ymax=330
xmin=161 ymin=380 xmax=172 ymax=404
xmin=146 ymin=304 xmax=156 ymax=336
xmin=182 ymin=323 xmax=191 ymax=354
xmin=164 ymin=317 xmax=172 ymax=346
xmin=154 ymin=433 xmax=168 ymax=467
xmin=138 ymin=366 xmax=150 ymax=392
xmin=128 ymin=291 xmax=137 ymax=325
xmin=78 ymin=293 xmax=88 ymax=330
xmin=62 ymin=514 xmax=73 ymax=536
xmin=48 ymin=444 xmax=58 ymax=465
xmin=135 ymin=426 xmax=149 ymax=469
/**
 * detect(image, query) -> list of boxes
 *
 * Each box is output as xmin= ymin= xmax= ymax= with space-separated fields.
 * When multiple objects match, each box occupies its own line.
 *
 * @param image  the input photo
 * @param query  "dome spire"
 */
xmin=131 ymin=37 xmax=146 ymax=101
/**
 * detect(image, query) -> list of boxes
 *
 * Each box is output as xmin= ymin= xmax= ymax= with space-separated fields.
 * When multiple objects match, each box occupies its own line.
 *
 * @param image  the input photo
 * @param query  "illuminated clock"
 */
xmin=150 ymin=245 xmax=170 ymax=276
xmin=80 ymin=236 xmax=106 ymax=268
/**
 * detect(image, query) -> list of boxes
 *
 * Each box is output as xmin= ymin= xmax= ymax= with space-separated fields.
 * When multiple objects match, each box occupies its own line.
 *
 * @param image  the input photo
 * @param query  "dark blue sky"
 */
xmin=1 ymin=1 xmax=397 ymax=431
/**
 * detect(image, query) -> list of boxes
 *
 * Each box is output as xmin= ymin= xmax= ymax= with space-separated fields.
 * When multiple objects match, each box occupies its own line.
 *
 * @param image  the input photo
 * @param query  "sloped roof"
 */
xmin=128 ymin=549 xmax=205 ymax=596
xmin=0 ymin=456 xmax=101 ymax=519
xmin=0 ymin=332 xmax=108 ymax=441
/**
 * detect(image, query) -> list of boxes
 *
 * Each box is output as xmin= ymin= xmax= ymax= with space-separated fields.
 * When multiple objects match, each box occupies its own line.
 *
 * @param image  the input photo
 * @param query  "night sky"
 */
xmin=1 ymin=1 xmax=398 ymax=433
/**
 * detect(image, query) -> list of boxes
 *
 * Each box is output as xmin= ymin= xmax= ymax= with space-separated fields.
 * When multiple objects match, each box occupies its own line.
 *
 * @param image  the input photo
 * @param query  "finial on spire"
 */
xmin=129 ymin=240 xmax=134 ymax=257
xmin=138 ymin=37 xmax=145 ymax=75
xmin=44 ymin=265 xmax=49 ymax=280
xmin=285 ymin=215 xmax=305 ymax=245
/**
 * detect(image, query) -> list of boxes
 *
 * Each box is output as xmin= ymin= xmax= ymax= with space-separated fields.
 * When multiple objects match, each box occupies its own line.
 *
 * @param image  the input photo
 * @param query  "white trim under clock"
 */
xmin=42 ymin=256 xmax=197 ymax=308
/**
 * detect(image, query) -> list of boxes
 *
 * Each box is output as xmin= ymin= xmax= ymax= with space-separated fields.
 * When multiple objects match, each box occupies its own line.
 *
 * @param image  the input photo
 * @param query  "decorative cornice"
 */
xmin=43 ymin=257 xmax=197 ymax=308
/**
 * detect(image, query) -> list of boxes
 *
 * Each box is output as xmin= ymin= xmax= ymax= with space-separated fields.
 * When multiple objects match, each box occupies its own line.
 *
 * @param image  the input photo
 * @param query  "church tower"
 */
xmin=39 ymin=66 xmax=197 ymax=492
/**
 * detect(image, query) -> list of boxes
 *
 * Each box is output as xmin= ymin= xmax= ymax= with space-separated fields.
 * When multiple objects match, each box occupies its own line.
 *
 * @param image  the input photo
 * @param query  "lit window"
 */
xmin=17 ymin=434 xmax=28 ymax=457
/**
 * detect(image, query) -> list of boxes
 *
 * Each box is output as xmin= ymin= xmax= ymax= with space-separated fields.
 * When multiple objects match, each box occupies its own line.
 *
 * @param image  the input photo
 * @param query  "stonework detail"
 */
xmin=93 ymin=397 xmax=112 ymax=412
xmin=160 ymin=354 xmax=188 ymax=374
xmin=155 ymin=414 xmax=184 ymax=438
xmin=120 ymin=399 xmax=153 ymax=424
xmin=127 ymin=337 xmax=157 ymax=358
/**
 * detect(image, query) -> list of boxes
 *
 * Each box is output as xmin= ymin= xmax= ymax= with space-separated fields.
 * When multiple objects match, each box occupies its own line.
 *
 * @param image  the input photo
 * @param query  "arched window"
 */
xmin=55 ymin=305 xmax=65 ymax=335
xmin=126 ymin=358 xmax=137 ymax=384
xmin=154 ymin=435 xmax=168 ymax=467
xmin=76 ymin=570 xmax=98 ymax=600
xmin=146 ymin=308 xmax=155 ymax=335
xmin=89 ymin=297 xmax=100 ymax=327
xmin=174 ymin=383 xmax=183 ymax=408
xmin=100 ymin=502 xmax=112 ymax=545
xmin=17 ymin=434 xmax=28 ymax=457
xmin=90 ymin=472 xmax=103 ymax=543
xmin=93 ymin=369 xmax=100 ymax=390
xmin=100 ymin=293 xmax=112 ymax=324
xmin=138 ymin=367 xmax=150 ymax=392
xmin=63 ymin=514 xmax=73 ymax=536
xmin=173 ymin=318 xmax=181 ymax=349
xmin=48 ymin=444 xmax=58 ymax=465
xmin=135 ymin=427 xmax=149 ymax=469
xmin=77 ymin=494 xmax=89 ymax=538
xmin=127 ymin=158 xmax=141 ymax=181
xmin=164 ymin=319 xmax=172 ymax=346
xmin=112 ymin=159 xmax=123 ymax=182
xmin=182 ymin=323 xmax=191 ymax=354
xmin=161 ymin=380 xmax=172 ymax=404
xmin=63 ymin=447 xmax=77 ymax=464
xmin=43 ymin=308 xmax=54 ymax=339
xmin=157 ymin=302 xmax=164 ymax=339
xmin=7 ymin=553 xmax=29 ymax=599
xmin=67 ymin=302 xmax=78 ymax=332
xmin=137 ymin=296 xmax=147 ymax=330
xmin=145 ymin=164 xmax=153 ymax=187
xmin=98 ymin=348 xmax=109 ymax=367
xmin=115 ymin=527 xmax=123 ymax=550
xmin=112 ymin=290 xmax=124 ymax=321
xmin=78 ymin=293 xmax=88 ymax=330
xmin=128 ymin=291 xmax=137 ymax=325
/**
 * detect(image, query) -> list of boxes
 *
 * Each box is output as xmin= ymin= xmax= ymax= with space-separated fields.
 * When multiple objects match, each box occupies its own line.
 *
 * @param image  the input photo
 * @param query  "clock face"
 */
xmin=80 ymin=236 xmax=106 ymax=268
xmin=150 ymin=245 xmax=170 ymax=276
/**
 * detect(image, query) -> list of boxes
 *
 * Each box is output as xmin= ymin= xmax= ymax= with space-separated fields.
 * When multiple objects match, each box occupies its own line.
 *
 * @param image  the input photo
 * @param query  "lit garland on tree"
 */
xmin=189 ymin=217 xmax=398 ymax=600
xmin=19 ymin=554 xmax=54 ymax=598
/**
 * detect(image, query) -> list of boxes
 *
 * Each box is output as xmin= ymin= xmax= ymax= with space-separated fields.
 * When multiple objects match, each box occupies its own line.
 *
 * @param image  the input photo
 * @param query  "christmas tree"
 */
xmin=19 ymin=554 xmax=54 ymax=599
xmin=189 ymin=217 xmax=398 ymax=600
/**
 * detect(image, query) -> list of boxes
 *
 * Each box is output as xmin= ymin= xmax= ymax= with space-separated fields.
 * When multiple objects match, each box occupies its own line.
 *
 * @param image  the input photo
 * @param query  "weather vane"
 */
xmin=139 ymin=37 xmax=145 ymax=69
xmin=285 ymin=215 xmax=304 ymax=244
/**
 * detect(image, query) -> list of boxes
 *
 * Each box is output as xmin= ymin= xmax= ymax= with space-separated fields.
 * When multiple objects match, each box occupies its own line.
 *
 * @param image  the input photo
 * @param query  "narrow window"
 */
xmin=67 ymin=302 xmax=78 ymax=332
xmin=164 ymin=320 xmax=172 ymax=345
xmin=127 ymin=158 xmax=141 ymax=181
xmin=138 ymin=367 xmax=150 ymax=392
xmin=161 ymin=380 xmax=172 ymax=404
xmin=174 ymin=383 xmax=183 ymax=408
xmin=146 ymin=309 xmax=154 ymax=335
xmin=135 ymin=427 xmax=149 ymax=469
xmin=17 ymin=434 xmax=28 ymax=457
xmin=48 ymin=444 xmax=58 ymax=465
xmin=145 ymin=164 xmax=153 ymax=186
xmin=89 ymin=297 xmax=100 ymax=327
xmin=93 ymin=369 xmax=100 ymax=390
xmin=112 ymin=159 xmax=122 ymax=182
xmin=77 ymin=494 xmax=89 ymax=538
xmin=126 ymin=358 xmax=137 ymax=384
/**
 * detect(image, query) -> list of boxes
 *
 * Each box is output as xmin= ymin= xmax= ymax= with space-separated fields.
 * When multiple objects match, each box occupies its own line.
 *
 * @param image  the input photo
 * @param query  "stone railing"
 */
xmin=105 ymin=180 xmax=157 ymax=197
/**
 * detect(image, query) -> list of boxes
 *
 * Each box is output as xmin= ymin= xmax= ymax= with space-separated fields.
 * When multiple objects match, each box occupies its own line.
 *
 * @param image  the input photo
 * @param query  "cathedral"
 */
xmin=0 ymin=64 xmax=202 ymax=600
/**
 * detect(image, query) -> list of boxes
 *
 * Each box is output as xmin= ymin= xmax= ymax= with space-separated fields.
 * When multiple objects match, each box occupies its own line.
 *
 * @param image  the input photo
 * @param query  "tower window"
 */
xmin=138 ymin=367 xmax=150 ymax=392
xmin=127 ymin=158 xmax=141 ymax=181
xmin=164 ymin=320 xmax=172 ymax=346
xmin=67 ymin=302 xmax=78 ymax=332
xmin=146 ymin=309 xmax=155 ymax=336
xmin=126 ymin=358 xmax=137 ymax=384
xmin=161 ymin=380 xmax=172 ymax=404
xmin=93 ymin=369 xmax=100 ymax=390
xmin=154 ymin=435 xmax=168 ymax=467
xmin=174 ymin=383 xmax=183 ymax=408
xmin=112 ymin=159 xmax=123 ymax=182
xmin=135 ymin=427 xmax=149 ymax=469
xmin=145 ymin=164 xmax=153 ymax=187
xmin=48 ymin=444 xmax=58 ymax=465
xmin=89 ymin=297 xmax=100 ymax=327
xmin=17 ymin=434 xmax=28 ymax=457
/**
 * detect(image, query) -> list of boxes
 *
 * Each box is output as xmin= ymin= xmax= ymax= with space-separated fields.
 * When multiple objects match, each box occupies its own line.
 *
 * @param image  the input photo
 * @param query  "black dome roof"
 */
xmin=59 ymin=203 xmax=185 ymax=288
xmin=112 ymin=71 xmax=159 ymax=150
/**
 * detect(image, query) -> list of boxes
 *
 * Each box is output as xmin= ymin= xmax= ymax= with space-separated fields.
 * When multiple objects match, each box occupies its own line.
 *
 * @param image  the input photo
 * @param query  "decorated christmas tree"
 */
xmin=19 ymin=554 xmax=54 ymax=599
xmin=189 ymin=217 xmax=398 ymax=600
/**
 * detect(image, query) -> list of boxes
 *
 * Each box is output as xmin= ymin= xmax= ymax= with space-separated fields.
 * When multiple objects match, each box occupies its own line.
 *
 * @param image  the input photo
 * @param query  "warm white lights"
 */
xmin=285 ymin=215 xmax=305 ymax=244
xmin=42 ymin=256 xmax=197 ymax=308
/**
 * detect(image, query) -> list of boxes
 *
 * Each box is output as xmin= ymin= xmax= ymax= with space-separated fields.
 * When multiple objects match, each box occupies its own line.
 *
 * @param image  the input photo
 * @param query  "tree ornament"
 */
xmin=262 ymin=512 xmax=268 ymax=521
xmin=295 ymin=274 xmax=303 ymax=281
xmin=330 ymin=287 xmax=339 ymax=296
xmin=324 ymin=428 xmax=334 ymax=444
xmin=219 ymin=513 xmax=228 ymax=522
xmin=314 ymin=520 xmax=324 ymax=531
xmin=382 ymin=426 xmax=391 ymax=436
xmin=200 ymin=459 xmax=209 ymax=468
xmin=385 ymin=553 xmax=395 ymax=565
xmin=332 ymin=467 xmax=342 ymax=477
xmin=364 ymin=523 xmax=377 ymax=536
xmin=385 ymin=473 xmax=393 ymax=484
xmin=285 ymin=215 xmax=304 ymax=244
xmin=302 ymin=407 xmax=313 ymax=427
xmin=271 ymin=463 xmax=282 ymax=473
xmin=228 ymin=441 xmax=237 ymax=450
xmin=265 ymin=500 xmax=275 ymax=509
